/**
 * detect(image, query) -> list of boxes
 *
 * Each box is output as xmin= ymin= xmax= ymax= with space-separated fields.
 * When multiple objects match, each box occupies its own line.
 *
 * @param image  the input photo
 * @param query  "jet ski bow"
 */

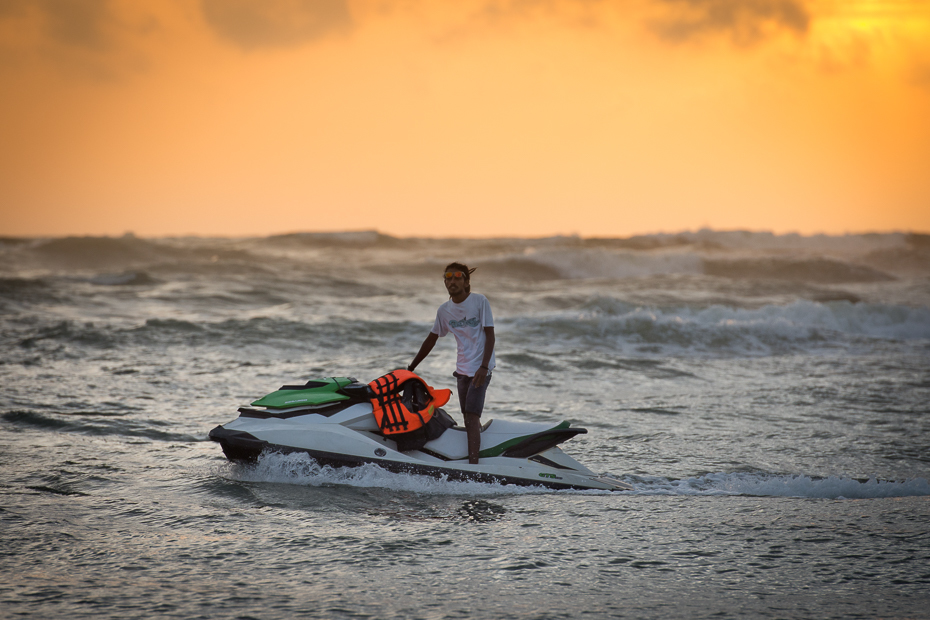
xmin=209 ymin=374 xmax=632 ymax=491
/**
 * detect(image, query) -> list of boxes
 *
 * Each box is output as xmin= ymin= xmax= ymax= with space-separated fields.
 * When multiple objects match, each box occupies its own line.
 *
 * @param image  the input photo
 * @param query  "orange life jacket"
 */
xmin=368 ymin=370 xmax=452 ymax=436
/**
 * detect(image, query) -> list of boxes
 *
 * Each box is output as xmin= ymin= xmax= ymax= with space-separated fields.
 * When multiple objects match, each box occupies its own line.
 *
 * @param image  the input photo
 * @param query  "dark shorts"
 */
xmin=453 ymin=371 xmax=492 ymax=417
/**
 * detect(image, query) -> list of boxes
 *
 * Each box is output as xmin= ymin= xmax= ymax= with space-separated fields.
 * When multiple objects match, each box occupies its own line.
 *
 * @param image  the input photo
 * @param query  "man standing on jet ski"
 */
xmin=408 ymin=262 xmax=496 ymax=465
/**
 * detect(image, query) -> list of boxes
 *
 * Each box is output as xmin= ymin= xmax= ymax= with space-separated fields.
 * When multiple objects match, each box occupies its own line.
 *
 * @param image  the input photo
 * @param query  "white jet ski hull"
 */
xmin=210 ymin=402 xmax=631 ymax=491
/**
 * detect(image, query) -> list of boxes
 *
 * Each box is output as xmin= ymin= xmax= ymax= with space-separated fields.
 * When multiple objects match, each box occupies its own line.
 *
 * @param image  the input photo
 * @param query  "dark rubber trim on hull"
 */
xmin=208 ymin=426 xmax=268 ymax=462
xmin=208 ymin=426 xmax=605 ymax=491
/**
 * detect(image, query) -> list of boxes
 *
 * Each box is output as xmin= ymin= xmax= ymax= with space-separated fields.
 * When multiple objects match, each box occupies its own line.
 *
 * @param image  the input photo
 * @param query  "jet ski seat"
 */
xmin=393 ymin=407 xmax=457 ymax=452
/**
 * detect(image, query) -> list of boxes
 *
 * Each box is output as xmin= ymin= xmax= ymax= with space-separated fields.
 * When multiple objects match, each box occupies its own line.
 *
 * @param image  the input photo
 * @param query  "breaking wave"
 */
xmin=31 ymin=235 xmax=184 ymax=269
xmin=515 ymin=248 xmax=897 ymax=283
xmin=703 ymin=257 xmax=893 ymax=283
xmin=7 ymin=299 xmax=928 ymax=362
xmin=512 ymin=299 xmax=930 ymax=355
xmin=2 ymin=230 xmax=927 ymax=362
xmin=263 ymin=230 xmax=400 ymax=248
xmin=4 ymin=231 xmax=927 ymax=282
xmin=511 ymin=248 xmax=704 ymax=279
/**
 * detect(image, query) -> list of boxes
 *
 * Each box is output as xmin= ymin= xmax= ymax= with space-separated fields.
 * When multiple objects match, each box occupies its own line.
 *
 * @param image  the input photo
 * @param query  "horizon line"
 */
xmin=3 ymin=227 xmax=929 ymax=241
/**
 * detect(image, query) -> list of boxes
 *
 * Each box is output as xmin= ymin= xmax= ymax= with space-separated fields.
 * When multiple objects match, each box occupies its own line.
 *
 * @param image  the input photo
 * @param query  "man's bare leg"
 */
xmin=463 ymin=412 xmax=481 ymax=464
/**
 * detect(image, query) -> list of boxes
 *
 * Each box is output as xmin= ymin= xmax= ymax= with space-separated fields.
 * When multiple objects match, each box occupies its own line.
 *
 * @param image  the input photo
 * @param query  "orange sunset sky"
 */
xmin=1 ymin=0 xmax=929 ymax=238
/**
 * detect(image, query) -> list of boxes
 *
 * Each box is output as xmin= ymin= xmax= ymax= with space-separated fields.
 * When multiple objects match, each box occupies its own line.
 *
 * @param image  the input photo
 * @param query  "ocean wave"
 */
xmin=20 ymin=234 xmax=270 ymax=275
xmin=515 ymin=248 xmax=704 ymax=279
xmin=473 ymin=257 xmax=564 ymax=280
xmin=0 ymin=277 xmax=59 ymax=305
xmin=629 ymin=473 xmax=930 ymax=499
xmin=633 ymin=229 xmax=912 ymax=254
xmin=0 ymin=276 xmax=49 ymax=293
xmin=126 ymin=316 xmax=422 ymax=349
xmin=504 ymin=249 xmax=898 ymax=283
xmin=32 ymin=235 xmax=182 ymax=269
xmin=87 ymin=271 xmax=161 ymax=286
xmin=7 ymin=298 xmax=928 ymax=361
xmin=15 ymin=320 xmax=120 ymax=350
xmin=8 ymin=316 xmax=425 ymax=355
xmin=704 ymin=257 xmax=894 ymax=284
xmin=5 ymin=232 xmax=928 ymax=284
xmin=864 ymin=242 xmax=930 ymax=276
xmin=1 ymin=410 xmax=198 ymax=442
xmin=263 ymin=230 xmax=401 ymax=248
xmin=510 ymin=299 xmax=930 ymax=354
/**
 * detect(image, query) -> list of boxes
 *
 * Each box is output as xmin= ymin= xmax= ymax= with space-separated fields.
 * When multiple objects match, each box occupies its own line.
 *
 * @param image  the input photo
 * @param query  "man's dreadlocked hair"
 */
xmin=445 ymin=262 xmax=476 ymax=295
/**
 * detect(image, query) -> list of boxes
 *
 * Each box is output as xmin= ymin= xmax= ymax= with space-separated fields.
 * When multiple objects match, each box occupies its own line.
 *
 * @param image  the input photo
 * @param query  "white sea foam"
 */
xmin=219 ymin=452 xmax=553 ymax=496
xmin=219 ymin=454 xmax=930 ymax=499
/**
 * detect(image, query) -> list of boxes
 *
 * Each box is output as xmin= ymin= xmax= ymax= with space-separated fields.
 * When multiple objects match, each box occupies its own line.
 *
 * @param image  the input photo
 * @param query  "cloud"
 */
xmin=36 ymin=0 xmax=116 ymax=50
xmin=0 ymin=0 xmax=160 ymax=81
xmin=344 ymin=0 xmax=812 ymax=49
xmin=650 ymin=0 xmax=811 ymax=46
xmin=0 ymin=0 xmax=119 ymax=50
xmin=201 ymin=0 xmax=352 ymax=50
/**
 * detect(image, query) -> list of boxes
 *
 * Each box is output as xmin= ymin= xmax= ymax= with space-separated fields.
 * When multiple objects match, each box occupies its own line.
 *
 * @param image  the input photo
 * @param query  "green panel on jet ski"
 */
xmin=251 ymin=377 xmax=355 ymax=409
xmin=478 ymin=421 xmax=573 ymax=458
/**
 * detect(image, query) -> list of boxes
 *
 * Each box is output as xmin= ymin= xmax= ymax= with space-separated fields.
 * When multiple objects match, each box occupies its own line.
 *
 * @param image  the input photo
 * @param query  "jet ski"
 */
xmin=209 ymin=373 xmax=632 ymax=491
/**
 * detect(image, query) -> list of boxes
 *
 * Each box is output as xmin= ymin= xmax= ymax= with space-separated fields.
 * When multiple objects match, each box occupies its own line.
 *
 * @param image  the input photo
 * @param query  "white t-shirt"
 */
xmin=431 ymin=292 xmax=495 ymax=376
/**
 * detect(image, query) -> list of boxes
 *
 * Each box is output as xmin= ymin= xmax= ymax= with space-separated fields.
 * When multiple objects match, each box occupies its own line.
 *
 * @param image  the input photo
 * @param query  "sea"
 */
xmin=1 ymin=230 xmax=928 ymax=619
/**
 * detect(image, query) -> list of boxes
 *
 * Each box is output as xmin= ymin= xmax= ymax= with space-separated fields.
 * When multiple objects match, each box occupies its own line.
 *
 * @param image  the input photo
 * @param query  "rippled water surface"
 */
xmin=1 ymin=231 xmax=929 ymax=619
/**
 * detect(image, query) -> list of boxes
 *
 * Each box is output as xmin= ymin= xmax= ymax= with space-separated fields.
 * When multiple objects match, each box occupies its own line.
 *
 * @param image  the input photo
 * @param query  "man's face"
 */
xmin=444 ymin=270 xmax=466 ymax=296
